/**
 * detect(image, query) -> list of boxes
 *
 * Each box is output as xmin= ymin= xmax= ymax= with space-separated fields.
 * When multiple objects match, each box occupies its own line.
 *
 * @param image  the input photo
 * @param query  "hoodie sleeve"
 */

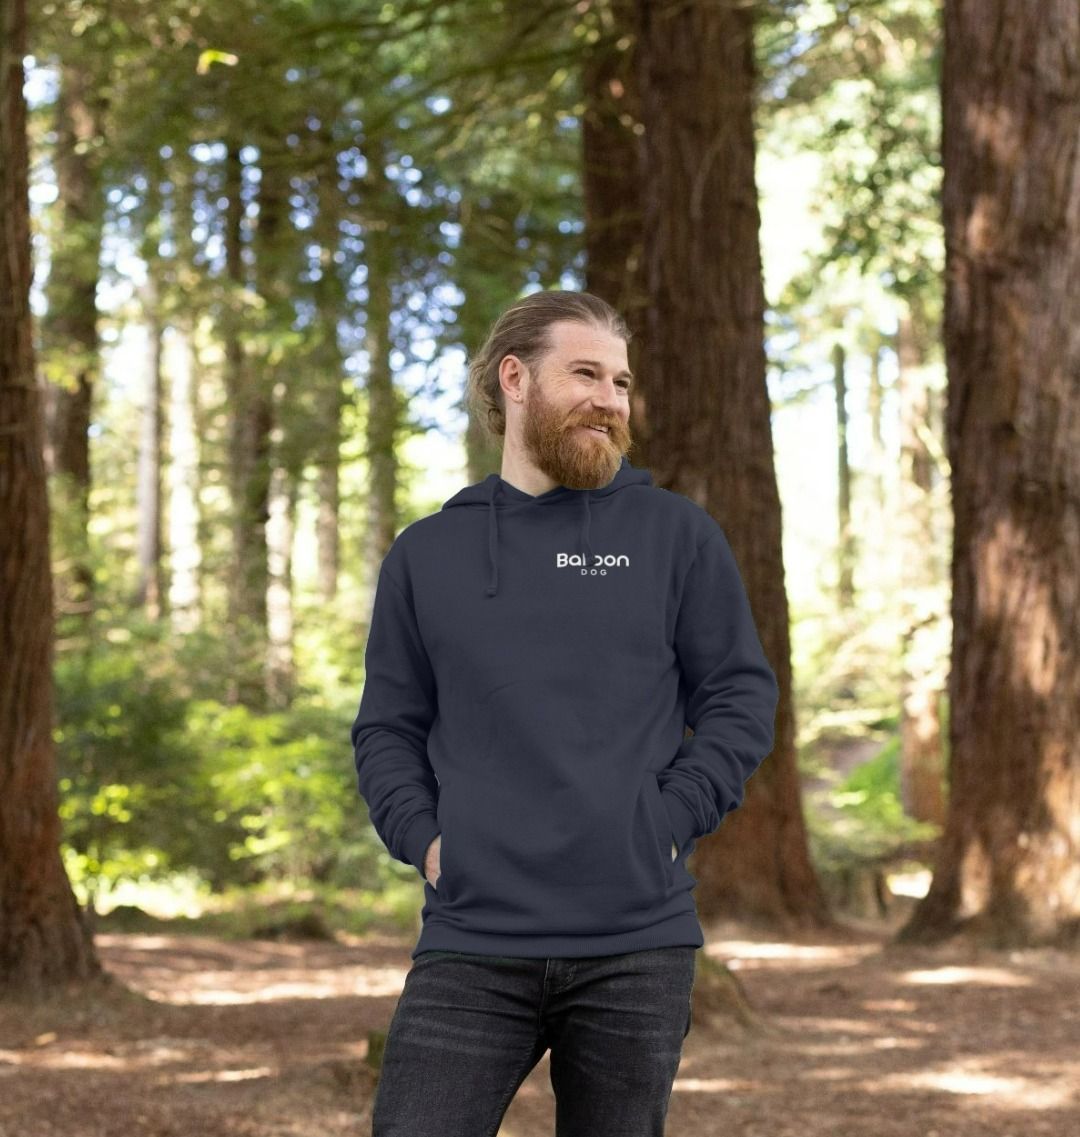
xmin=351 ymin=561 xmax=441 ymax=882
xmin=660 ymin=527 xmax=779 ymax=856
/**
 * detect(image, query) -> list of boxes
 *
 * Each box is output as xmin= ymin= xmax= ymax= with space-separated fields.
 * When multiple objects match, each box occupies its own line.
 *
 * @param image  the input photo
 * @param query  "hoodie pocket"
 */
xmin=646 ymin=772 xmax=676 ymax=886
xmin=433 ymin=798 xmax=452 ymax=898
xmin=427 ymin=771 xmax=677 ymax=936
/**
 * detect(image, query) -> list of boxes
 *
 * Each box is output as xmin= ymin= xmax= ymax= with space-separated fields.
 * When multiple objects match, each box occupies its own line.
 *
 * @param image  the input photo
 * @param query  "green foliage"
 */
xmin=95 ymin=878 xmax=423 ymax=942
xmin=30 ymin=0 xmax=960 ymax=931
xmin=52 ymin=620 xmax=396 ymax=909
xmin=184 ymin=696 xmax=362 ymax=885
xmin=804 ymin=735 xmax=940 ymax=877
xmin=54 ymin=640 xmax=240 ymax=907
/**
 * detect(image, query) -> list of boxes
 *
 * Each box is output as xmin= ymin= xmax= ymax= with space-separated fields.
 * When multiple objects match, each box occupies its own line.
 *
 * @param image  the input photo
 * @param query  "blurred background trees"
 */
xmin=2 ymin=0 xmax=1076 ymax=992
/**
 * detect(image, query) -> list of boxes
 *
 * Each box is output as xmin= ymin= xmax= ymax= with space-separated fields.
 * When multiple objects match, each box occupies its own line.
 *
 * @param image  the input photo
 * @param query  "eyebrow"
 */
xmin=567 ymin=359 xmax=635 ymax=384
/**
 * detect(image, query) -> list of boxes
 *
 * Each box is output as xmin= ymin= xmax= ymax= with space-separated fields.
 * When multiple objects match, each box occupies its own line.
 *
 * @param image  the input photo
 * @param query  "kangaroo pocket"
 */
xmin=434 ymin=772 xmax=674 ymax=935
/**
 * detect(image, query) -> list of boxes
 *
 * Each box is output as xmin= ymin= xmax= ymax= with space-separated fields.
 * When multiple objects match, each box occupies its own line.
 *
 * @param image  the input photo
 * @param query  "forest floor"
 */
xmin=1 ymin=907 xmax=1077 ymax=1137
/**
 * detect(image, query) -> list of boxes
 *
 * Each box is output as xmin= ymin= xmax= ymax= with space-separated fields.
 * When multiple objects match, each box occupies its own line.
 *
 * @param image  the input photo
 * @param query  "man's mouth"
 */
xmin=578 ymin=424 xmax=611 ymax=435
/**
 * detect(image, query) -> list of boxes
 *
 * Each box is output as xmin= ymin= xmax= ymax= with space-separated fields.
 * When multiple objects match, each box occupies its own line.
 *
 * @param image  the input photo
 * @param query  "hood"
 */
xmin=441 ymin=456 xmax=653 ymax=598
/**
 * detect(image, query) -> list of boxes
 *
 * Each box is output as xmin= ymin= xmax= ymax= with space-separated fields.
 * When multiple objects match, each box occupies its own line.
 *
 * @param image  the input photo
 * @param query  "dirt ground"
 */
xmin=1 ymin=914 xmax=1077 ymax=1137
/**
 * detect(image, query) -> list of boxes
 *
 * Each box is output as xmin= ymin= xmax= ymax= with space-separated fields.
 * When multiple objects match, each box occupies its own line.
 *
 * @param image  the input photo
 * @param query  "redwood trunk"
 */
xmin=832 ymin=341 xmax=854 ymax=606
xmin=582 ymin=0 xmax=650 ymax=450
xmin=41 ymin=57 xmax=103 ymax=631
xmin=223 ymin=140 xmax=272 ymax=707
xmin=1 ymin=0 xmax=101 ymax=995
xmin=364 ymin=138 xmax=401 ymax=582
xmin=897 ymin=302 xmax=946 ymax=827
xmin=312 ymin=143 xmax=348 ymax=605
xmin=899 ymin=0 xmax=1080 ymax=947
xmin=634 ymin=0 xmax=829 ymax=929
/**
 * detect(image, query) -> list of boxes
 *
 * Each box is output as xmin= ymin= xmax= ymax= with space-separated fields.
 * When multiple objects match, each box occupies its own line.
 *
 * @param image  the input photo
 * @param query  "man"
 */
xmin=352 ymin=289 xmax=778 ymax=1136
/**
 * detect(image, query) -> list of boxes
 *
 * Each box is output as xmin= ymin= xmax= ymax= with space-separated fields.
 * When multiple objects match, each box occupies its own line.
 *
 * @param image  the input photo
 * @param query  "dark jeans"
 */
xmin=371 ymin=945 xmax=697 ymax=1137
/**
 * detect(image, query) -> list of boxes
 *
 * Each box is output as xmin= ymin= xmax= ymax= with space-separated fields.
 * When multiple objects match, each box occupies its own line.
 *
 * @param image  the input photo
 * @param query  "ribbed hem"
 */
xmin=411 ymin=908 xmax=703 ymax=960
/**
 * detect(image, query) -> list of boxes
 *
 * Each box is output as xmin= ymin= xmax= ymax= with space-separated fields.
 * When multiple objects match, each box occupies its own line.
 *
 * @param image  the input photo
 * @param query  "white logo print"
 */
xmin=556 ymin=552 xmax=630 ymax=576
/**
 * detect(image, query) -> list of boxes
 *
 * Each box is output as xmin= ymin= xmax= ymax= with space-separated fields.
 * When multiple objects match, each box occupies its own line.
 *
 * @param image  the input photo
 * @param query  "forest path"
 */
xmin=0 ymin=917 xmax=1076 ymax=1137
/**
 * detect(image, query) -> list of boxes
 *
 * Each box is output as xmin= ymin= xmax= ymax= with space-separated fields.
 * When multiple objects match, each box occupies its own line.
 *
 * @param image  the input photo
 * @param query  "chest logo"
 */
xmin=556 ymin=552 xmax=630 ymax=575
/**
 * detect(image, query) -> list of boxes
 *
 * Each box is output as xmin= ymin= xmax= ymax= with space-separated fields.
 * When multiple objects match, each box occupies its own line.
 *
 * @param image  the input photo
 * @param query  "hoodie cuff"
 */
xmin=402 ymin=812 xmax=440 ymax=882
xmin=660 ymin=790 xmax=697 ymax=857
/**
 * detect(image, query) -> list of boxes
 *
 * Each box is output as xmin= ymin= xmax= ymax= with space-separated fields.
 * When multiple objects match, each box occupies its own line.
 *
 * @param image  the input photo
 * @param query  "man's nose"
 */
xmin=590 ymin=379 xmax=626 ymax=415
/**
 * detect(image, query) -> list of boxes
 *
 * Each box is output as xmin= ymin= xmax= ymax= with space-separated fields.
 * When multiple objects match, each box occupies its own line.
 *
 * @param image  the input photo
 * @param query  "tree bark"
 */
xmin=456 ymin=189 xmax=526 ymax=481
xmin=167 ymin=153 xmax=204 ymax=634
xmin=581 ymin=0 xmax=650 ymax=451
xmin=312 ymin=138 xmax=349 ymax=605
xmin=364 ymin=138 xmax=401 ymax=584
xmin=135 ymin=270 xmax=166 ymax=619
xmin=165 ymin=324 xmax=201 ymax=633
xmin=266 ymin=458 xmax=297 ymax=709
xmin=40 ymin=56 xmax=104 ymax=635
xmin=223 ymin=140 xmax=272 ymax=707
xmin=634 ymin=0 xmax=830 ymax=930
xmin=898 ymin=0 xmax=1080 ymax=948
xmin=897 ymin=301 xmax=946 ymax=828
xmin=0 ymin=0 xmax=101 ymax=995
xmin=832 ymin=341 xmax=854 ymax=607
xmin=253 ymin=135 xmax=297 ymax=707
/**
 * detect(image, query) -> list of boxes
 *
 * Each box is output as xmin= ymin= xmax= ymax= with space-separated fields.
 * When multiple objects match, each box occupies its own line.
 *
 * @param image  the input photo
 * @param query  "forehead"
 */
xmin=546 ymin=320 xmax=627 ymax=367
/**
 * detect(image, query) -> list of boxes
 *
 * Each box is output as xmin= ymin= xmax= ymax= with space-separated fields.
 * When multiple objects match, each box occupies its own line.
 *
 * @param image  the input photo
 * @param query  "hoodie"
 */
xmin=351 ymin=456 xmax=779 ymax=959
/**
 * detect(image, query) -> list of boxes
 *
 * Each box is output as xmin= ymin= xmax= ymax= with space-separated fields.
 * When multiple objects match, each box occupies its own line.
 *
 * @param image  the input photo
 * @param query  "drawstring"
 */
xmin=484 ymin=479 xmax=594 ymax=598
xmin=485 ymin=478 xmax=501 ymax=597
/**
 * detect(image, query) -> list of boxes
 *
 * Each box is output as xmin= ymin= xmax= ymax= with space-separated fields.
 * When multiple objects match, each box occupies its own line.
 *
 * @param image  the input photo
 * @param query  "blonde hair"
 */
xmin=466 ymin=290 xmax=630 ymax=439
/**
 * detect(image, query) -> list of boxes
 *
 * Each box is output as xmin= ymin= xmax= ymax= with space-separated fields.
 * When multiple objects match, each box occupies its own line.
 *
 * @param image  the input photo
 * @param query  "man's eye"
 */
xmin=576 ymin=369 xmax=594 ymax=377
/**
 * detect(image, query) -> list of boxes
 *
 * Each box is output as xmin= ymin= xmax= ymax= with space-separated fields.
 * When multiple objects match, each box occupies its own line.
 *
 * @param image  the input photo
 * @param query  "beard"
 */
xmin=521 ymin=379 xmax=635 ymax=490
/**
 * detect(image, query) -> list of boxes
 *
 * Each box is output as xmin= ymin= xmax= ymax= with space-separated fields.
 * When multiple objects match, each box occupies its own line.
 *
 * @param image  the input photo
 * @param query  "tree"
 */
xmin=39 ymin=52 xmax=106 ymax=637
xmin=0 ymin=0 xmax=102 ymax=996
xmin=898 ymin=0 xmax=1080 ymax=948
xmin=633 ymin=0 xmax=829 ymax=929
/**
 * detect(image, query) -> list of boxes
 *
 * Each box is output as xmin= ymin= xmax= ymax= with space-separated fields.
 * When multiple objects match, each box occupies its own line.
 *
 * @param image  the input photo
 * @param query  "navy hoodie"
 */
xmin=351 ymin=456 xmax=778 ymax=959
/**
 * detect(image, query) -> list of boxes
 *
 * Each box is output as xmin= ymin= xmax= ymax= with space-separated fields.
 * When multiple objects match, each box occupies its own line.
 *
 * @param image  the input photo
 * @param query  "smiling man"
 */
xmin=352 ymin=290 xmax=778 ymax=1136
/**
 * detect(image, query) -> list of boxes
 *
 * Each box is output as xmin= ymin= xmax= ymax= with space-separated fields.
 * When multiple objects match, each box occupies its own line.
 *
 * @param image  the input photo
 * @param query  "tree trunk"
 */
xmin=266 ymin=456 xmax=297 ymax=709
xmin=40 ymin=57 xmax=103 ymax=636
xmin=868 ymin=335 xmax=886 ymax=512
xmin=898 ymin=0 xmax=1080 ymax=948
xmin=364 ymin=138 xmax=401 ymax=584
xmin=165 ymin=321 xmax=201 ymax=635
xmin=897 ymin=301 xmax=946 ymax=827
xmin=312 ymin=141 xmax=348 ymax=604
xmin=456 ymin=189 xmax=525 ymax=481
xmin=223 ymin=140 xmax=272 ymax=707
xmin=252 ymin=134 xmax=298 ymax=707
xmin=633 ymin=0 xmax=830 ymax=930
xmin=832 ymin=341 xmax=854 ymax=607
xmin=0 ymin=0 xmax=101 ymax=995
xmin=135 ymin=270 xmax=166 ymax=619
xmin=582 ymin=1 xmax=646 ymax=323
xmin=167 ymin=153 xmax=204 ymax=634
xmin=582 ymin=0 xmax=650 ymax=453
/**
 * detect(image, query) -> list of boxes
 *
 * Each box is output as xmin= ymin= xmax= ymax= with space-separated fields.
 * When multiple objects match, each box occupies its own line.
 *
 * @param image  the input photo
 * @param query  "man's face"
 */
xmin=518 ymin=320 xmax=635 ymax=491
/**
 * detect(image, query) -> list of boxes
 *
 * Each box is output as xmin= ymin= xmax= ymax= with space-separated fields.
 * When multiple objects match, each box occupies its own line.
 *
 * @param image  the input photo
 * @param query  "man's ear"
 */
xmin=500 ymin=354 xmax=527 ymax=404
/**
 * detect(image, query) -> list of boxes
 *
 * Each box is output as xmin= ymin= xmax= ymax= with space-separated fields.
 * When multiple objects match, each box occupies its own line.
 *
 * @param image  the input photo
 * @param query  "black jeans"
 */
xmin=371 ymin=945 xmax=697 ymax=1137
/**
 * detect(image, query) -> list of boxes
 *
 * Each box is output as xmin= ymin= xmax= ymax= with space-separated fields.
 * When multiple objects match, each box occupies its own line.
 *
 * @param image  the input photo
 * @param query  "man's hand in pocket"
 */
xmin=425 ymin=834 xmax=442 ymax=888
